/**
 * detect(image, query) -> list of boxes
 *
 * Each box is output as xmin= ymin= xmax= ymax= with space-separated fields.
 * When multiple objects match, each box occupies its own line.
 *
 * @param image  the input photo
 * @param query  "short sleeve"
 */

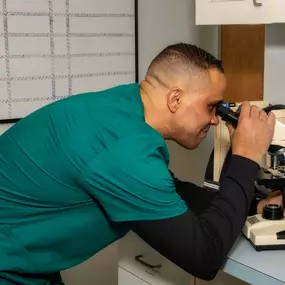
xmin=76 ymin=133 xmax=188 ymax=222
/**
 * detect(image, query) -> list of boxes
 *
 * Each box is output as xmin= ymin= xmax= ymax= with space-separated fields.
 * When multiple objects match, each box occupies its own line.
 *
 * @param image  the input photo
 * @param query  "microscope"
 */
xmin=216 ymin=102 xmax=285 ymax=251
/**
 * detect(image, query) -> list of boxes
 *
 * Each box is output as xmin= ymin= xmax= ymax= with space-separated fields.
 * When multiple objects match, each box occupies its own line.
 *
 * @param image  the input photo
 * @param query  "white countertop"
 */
xmin=223 ymin=235 xmax=285 ymax=285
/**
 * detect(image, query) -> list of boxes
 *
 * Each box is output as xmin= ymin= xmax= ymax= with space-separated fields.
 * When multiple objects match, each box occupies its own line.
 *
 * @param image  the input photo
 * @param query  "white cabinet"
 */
xmin=271 ymin=0 xmax=285 ymax=23
xmin=195 ymin=0 xmax=285 ymax=25
xmin=118 ymin=267 xmax=149 ymax=285
xmin=61 ymin=242 xmax=118 ymax=285
xmin=118 ymin=231 xmax=194 ymax=285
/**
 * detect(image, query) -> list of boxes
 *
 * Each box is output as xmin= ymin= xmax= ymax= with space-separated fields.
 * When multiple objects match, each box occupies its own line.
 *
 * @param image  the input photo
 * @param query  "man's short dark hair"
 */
xmin=148 ymin=43 xmax=224 ymax=74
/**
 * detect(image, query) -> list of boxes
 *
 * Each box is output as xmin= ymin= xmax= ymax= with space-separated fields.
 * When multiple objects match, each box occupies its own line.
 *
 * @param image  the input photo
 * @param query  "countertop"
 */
xmin=223 ymin=235 xmax=285 ymax=285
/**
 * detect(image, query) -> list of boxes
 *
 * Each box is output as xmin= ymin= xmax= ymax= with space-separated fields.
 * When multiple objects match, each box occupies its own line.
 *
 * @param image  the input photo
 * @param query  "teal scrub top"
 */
xmin=0 ymin=83 xmax=187 ymax=284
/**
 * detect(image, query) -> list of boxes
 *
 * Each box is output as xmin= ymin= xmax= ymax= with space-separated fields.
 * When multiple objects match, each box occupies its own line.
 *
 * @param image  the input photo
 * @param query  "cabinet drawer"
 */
xmin=118 ymin=231 xmax=193 ymax=285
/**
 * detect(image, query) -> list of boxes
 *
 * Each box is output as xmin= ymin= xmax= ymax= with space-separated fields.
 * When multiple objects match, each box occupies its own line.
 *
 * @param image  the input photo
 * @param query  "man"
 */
xmin=0 ymin=43 xmax=279 ymax=285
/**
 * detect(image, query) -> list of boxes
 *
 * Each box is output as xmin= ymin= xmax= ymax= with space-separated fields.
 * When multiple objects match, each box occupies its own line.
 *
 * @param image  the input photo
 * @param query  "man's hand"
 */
xmin=226 ymin=102 xmax=276 ymax=165
xmin=257 ymin=190 xmax=283 ymax=214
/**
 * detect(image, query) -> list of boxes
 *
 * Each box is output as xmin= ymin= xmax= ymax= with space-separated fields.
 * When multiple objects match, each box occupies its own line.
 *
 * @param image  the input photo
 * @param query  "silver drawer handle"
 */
xmin=253 ymin=0 xmax=262 ymax=7
xmin=135 ymin=254 xmax=162 ymax=269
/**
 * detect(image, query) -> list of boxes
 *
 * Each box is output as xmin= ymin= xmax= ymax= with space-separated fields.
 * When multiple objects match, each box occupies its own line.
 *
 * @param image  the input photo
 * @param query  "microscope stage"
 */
xmin=257 ymin=168 xmax=285 ymax=189
xmin=242 ymin=214 xmax=285 ymax=251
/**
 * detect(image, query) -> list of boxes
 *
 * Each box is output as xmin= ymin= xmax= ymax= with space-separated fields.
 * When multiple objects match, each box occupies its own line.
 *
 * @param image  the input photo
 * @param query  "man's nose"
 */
xmin=211 ymin=115 xmax=219 ymax=126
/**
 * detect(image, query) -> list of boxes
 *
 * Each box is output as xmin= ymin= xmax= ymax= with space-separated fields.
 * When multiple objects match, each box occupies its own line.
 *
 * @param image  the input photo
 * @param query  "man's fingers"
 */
xmin=239 ymin=101 xmax=250 ymax=118
xmin=269 ymin=190 xmax=282 ymax=197
xmin=268 ymin=111 xmax=276 ymax=128
xmin=225 ymin=122 xmax=234 ymax=136
xmin=259 ymin=109 xmax=268 ymax=121
xmin=249 ymin=105 xmax=260 ymax=118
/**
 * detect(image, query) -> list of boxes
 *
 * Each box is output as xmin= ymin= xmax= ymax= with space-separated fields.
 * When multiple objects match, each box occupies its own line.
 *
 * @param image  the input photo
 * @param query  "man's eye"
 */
xmin=208 ymin=103 xmax=219 ymax=113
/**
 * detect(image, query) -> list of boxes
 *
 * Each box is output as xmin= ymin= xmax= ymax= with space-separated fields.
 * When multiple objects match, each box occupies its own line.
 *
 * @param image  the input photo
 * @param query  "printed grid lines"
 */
xmin=65 ymin=0 xmax=72 ymax=96
xmin=48 ymin=0 xmax=56 ymax=98
xmin=0 ymin=32 xmax=135 ymax=37
xmin=0 ymin=52 xmax=135 ymax=59
xmin=0 ymin=11 xmax=135 ymax=18
xmin=0 ymin=71 xmax=136 ymax=83
xmin=2 ymin=0 xmax=12 ymax=117
xmin=0 ymin=0 xmax=136 ymax=119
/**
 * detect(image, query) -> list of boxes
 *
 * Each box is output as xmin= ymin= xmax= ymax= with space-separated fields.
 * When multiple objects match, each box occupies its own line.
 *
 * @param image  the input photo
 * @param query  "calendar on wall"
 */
xmin=0 ymin=0 xmax=138 ymax=120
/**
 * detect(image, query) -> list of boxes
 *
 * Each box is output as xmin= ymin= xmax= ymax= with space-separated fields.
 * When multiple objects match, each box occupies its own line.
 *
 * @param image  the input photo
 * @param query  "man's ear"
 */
xmin=166 ymin=88 xmax=182 ymax=113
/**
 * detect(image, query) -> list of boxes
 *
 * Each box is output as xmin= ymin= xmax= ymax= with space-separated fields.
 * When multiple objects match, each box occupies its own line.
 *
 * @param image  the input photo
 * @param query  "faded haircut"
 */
xmin=147 ymin=43 xmax=224 ymax=80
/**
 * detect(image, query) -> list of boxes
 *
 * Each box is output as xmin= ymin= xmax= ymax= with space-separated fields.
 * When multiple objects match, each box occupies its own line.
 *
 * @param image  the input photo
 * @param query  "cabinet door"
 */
xmin=118 ymin=267 xmax=149 ymax=285
xmin=271 ymin=0 xmax=285 ymax=23
xmin=195 ymin=0 xmax=271 ymax=25
xmin=118 ymin=231 xmax=194 ymax=285
xmin=61 ymin=242 xmax=118 ymax=285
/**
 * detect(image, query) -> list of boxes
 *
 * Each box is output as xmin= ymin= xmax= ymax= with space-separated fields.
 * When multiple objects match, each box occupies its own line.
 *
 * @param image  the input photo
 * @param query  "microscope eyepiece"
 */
xmin=216 ymin=102 xmax=239 ymax=128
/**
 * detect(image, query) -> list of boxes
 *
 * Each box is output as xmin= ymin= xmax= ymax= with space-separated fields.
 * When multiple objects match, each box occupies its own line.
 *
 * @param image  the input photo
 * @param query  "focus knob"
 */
xmin=262 ymin=204 xmax=284 ymax=220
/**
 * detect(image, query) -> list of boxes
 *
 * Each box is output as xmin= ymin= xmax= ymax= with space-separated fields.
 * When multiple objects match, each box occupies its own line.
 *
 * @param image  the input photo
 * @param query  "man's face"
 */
xmin=168 ymin=69 xmax=226 ymax=149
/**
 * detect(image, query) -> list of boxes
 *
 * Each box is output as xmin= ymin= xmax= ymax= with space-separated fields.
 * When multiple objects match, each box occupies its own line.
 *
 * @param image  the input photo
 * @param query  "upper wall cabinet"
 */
xmin=195 ymin=0 xmax=285 ymax=25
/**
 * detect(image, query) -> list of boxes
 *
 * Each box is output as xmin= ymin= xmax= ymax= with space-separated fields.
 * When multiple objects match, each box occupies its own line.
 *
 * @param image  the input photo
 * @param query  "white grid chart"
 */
xmin=0 ymin=0 xmax=136 ymax=119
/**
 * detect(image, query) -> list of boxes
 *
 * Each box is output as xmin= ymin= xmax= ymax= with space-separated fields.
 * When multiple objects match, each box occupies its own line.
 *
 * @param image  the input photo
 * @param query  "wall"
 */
xmin=264 ymin=24 xmax=285 ymax=104
xmin=138 ymin=0 xmax=219 ymax=185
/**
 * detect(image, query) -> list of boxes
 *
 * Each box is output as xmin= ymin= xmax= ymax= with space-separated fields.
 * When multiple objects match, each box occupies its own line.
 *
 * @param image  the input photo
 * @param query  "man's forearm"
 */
xmin=172 ymin=171 xmax=259 ymax=216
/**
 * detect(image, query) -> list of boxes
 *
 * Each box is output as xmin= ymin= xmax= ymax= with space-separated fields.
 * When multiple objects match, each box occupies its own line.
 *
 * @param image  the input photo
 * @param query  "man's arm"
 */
xmin=76 ymin=132 xmax=260 ymax=281
xmin=126 ymin=155 xmax=259 ymax=280
xmin=171 ymin=171 xmax=217 ymax=216
xmin=171 ymin=170 xmax=260 ymax=216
